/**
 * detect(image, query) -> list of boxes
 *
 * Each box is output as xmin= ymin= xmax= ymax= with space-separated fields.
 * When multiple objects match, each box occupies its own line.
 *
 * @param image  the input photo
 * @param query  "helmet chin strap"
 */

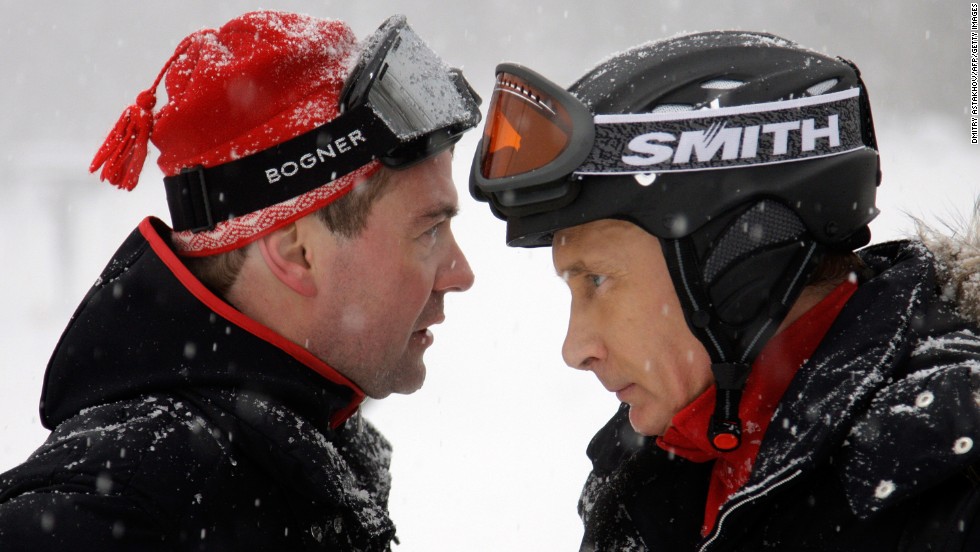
xmin=708 ymin=363 xmax=752 ymax=451
xmin=660 ymin=200 xmax=822 ymax=452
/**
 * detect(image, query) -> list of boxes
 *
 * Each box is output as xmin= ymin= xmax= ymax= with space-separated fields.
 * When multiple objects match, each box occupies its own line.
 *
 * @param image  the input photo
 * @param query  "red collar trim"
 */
xmin=139 ymin=217 xmax=365 ymax=428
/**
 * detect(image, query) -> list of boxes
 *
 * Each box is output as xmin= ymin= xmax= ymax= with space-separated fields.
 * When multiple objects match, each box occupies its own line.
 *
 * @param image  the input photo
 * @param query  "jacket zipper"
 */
xmin=698 ymin=468 xmax=804 ymax=552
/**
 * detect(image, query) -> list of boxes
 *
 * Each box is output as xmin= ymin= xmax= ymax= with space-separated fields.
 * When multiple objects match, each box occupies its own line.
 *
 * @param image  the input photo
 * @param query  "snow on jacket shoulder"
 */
xmin=579 ymin=226 xmax=980 ymax=552
xmin=0 ymin=218 xmax=396 ymax=551
xmin=0 ymin=392 xmax=393 ymax=551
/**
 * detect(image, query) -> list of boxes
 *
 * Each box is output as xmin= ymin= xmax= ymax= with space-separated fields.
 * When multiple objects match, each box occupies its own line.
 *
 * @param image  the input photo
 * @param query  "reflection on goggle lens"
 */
xmin=479 ymin=72 xmax=575 ymax=180
xmin=367 ymin=25 xmax=478 ymax=141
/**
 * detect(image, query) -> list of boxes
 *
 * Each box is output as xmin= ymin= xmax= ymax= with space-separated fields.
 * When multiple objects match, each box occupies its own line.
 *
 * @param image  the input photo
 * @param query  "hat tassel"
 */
xmin=89 ymin=89 xmax=157 ymax=191
xmin=89 ymin=37 xmax=190 ymax=191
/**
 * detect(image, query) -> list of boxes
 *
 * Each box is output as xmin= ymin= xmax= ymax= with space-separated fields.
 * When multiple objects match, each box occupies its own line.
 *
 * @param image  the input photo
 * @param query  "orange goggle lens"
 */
xmin=479 ymin=72 xmax=576 ymax=180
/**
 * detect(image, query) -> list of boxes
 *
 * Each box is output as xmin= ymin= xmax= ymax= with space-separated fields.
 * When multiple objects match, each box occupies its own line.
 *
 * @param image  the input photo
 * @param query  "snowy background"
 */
xmin=1 ymin=1 xmax=976 ymax=550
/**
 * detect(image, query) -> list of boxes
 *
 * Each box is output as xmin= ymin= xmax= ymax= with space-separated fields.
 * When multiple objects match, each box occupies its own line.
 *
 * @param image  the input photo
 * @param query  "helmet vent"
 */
xmin=806 ymin=79 xmax=839 ymax=96
xmin=700 ymin=79 xmax=745 ymax=90
xmin=651 ymin=103 xmax=695 ymax=113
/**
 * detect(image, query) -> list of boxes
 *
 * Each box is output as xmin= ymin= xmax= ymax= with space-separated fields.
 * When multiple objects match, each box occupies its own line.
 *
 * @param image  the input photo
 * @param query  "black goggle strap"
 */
xmin=164 ymin=103 xmax=400 ymax=233
xmin=574 ymin=88 xmax=865 ymax=176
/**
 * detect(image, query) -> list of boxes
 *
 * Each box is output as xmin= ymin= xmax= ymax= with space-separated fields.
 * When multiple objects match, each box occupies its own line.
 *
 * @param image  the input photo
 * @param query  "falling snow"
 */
xmin=1 ymin=3 xmax=976 ymax=551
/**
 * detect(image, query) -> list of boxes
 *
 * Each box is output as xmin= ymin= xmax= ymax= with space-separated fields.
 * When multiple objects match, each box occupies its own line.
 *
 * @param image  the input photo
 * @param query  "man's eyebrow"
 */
xmin=555 ymin=261 xmax=589 ymax=279
xmin=556 ymin=258 xmax=620 ymax=280
xmin=417 ymin=204 xmax=460 ymax=222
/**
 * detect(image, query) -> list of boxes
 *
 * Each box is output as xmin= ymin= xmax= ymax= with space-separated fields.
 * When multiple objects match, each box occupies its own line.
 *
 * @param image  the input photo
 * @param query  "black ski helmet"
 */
xmin=471 ymin=31 xmax=880 ymax=450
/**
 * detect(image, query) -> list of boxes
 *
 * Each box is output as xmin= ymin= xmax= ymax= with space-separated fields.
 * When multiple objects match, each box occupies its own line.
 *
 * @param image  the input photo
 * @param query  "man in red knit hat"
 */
xmin=0 ymin=11 xmax=478 ymax=550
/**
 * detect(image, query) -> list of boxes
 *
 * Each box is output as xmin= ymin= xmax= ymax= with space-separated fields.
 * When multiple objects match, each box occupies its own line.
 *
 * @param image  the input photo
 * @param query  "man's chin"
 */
xmin=391 ymin=377 xmax=425 ymax=397
xmin=365 ymin=363 xmax=426 ymax=399
xmin=626 ymin=403 xmax=668 ymax=437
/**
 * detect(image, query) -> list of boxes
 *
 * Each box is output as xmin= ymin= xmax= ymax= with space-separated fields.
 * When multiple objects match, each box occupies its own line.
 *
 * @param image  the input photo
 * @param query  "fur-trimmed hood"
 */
xmin=917 ymin=204 xmax=980 ymax=325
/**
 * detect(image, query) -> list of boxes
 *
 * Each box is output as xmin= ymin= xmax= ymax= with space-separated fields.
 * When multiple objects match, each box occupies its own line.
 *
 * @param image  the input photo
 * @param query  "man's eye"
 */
xmin=419 ymin=223 xmax=441 ymax=244
xmin=589 ymin=274 xmax=607 ymax=288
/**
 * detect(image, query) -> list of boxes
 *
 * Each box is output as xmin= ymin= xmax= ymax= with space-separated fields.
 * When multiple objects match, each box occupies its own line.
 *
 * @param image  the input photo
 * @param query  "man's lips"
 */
xmin=599 ymin=378 xmax=632 ymax=394
xmin=412 ymin=313 xmax=446 ymax=347
xmin=414 ymin=313 xmax=445 ymax=333
xmin=615 ymin=384 xmax=635 ymax=402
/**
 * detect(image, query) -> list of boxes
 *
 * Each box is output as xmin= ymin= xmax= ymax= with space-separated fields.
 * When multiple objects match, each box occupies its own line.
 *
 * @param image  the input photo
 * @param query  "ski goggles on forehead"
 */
xmin=470 ymin=62 xmax=866 ymax=218
xmin=164 ymin=14 xmax=481 ymax=233
xmin=340 ymin=14 xmax=482 ymax=166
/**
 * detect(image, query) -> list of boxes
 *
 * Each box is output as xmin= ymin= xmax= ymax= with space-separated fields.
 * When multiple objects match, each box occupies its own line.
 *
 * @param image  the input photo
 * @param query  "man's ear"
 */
xmin=255 ymin=222 xmax=317 ymax=297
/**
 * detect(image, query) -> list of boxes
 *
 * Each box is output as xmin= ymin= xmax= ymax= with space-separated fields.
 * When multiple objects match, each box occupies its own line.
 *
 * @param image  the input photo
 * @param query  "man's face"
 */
xmin=307 ymin=151 xmax=474 ymax=398
xmin=552 ymin=219 xmax=713 ymax=436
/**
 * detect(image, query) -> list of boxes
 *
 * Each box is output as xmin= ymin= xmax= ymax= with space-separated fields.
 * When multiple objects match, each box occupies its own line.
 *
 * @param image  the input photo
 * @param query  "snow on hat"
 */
xmin=90 ymin=10 xmax=380 ymax=256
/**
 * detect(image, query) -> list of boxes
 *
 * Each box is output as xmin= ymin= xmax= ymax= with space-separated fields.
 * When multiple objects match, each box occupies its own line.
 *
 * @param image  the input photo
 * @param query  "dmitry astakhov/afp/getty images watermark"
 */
xmin=971 ymin=2 xmax=978 ymax=143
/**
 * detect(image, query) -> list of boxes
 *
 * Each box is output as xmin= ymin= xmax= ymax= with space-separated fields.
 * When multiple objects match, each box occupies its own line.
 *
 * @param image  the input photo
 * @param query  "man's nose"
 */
xmin=436 ymin=232 xmax=474 ymax=293
xmin=561 ymin=307 xmax=603 ymax=371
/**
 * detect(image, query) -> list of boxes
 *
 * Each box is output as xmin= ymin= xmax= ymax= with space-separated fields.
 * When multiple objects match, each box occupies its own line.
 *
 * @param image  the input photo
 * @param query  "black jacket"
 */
xmin=579 ymin=240 xmax=980 ymax=551
xmin=0 ymin=218 xmax=397 ymax=551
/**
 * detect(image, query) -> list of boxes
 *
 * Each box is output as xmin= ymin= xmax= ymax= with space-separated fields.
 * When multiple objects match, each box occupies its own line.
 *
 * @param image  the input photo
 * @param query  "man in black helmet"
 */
xmin=472 ymin=31 xmax=980 ymax=551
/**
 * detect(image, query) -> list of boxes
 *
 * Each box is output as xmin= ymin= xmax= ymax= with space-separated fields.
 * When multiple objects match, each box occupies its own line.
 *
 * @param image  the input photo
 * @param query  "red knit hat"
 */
xmin=90 ymin=11 xmax=380 ymax=256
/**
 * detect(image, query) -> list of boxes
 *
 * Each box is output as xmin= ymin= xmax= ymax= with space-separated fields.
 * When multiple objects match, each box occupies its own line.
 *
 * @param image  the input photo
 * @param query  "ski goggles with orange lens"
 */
xmin=470 ymin=63 xmax=594 ymax=216
xmin=471 ymin=62 xmax=866 ymax=218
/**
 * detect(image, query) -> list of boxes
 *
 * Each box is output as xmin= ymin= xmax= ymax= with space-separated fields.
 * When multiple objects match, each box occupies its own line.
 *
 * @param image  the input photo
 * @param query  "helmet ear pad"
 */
xmin=664 ymin=199 xmax=823 ymax=363
xmin=709 ymin=241 xmax=815 ymax=328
